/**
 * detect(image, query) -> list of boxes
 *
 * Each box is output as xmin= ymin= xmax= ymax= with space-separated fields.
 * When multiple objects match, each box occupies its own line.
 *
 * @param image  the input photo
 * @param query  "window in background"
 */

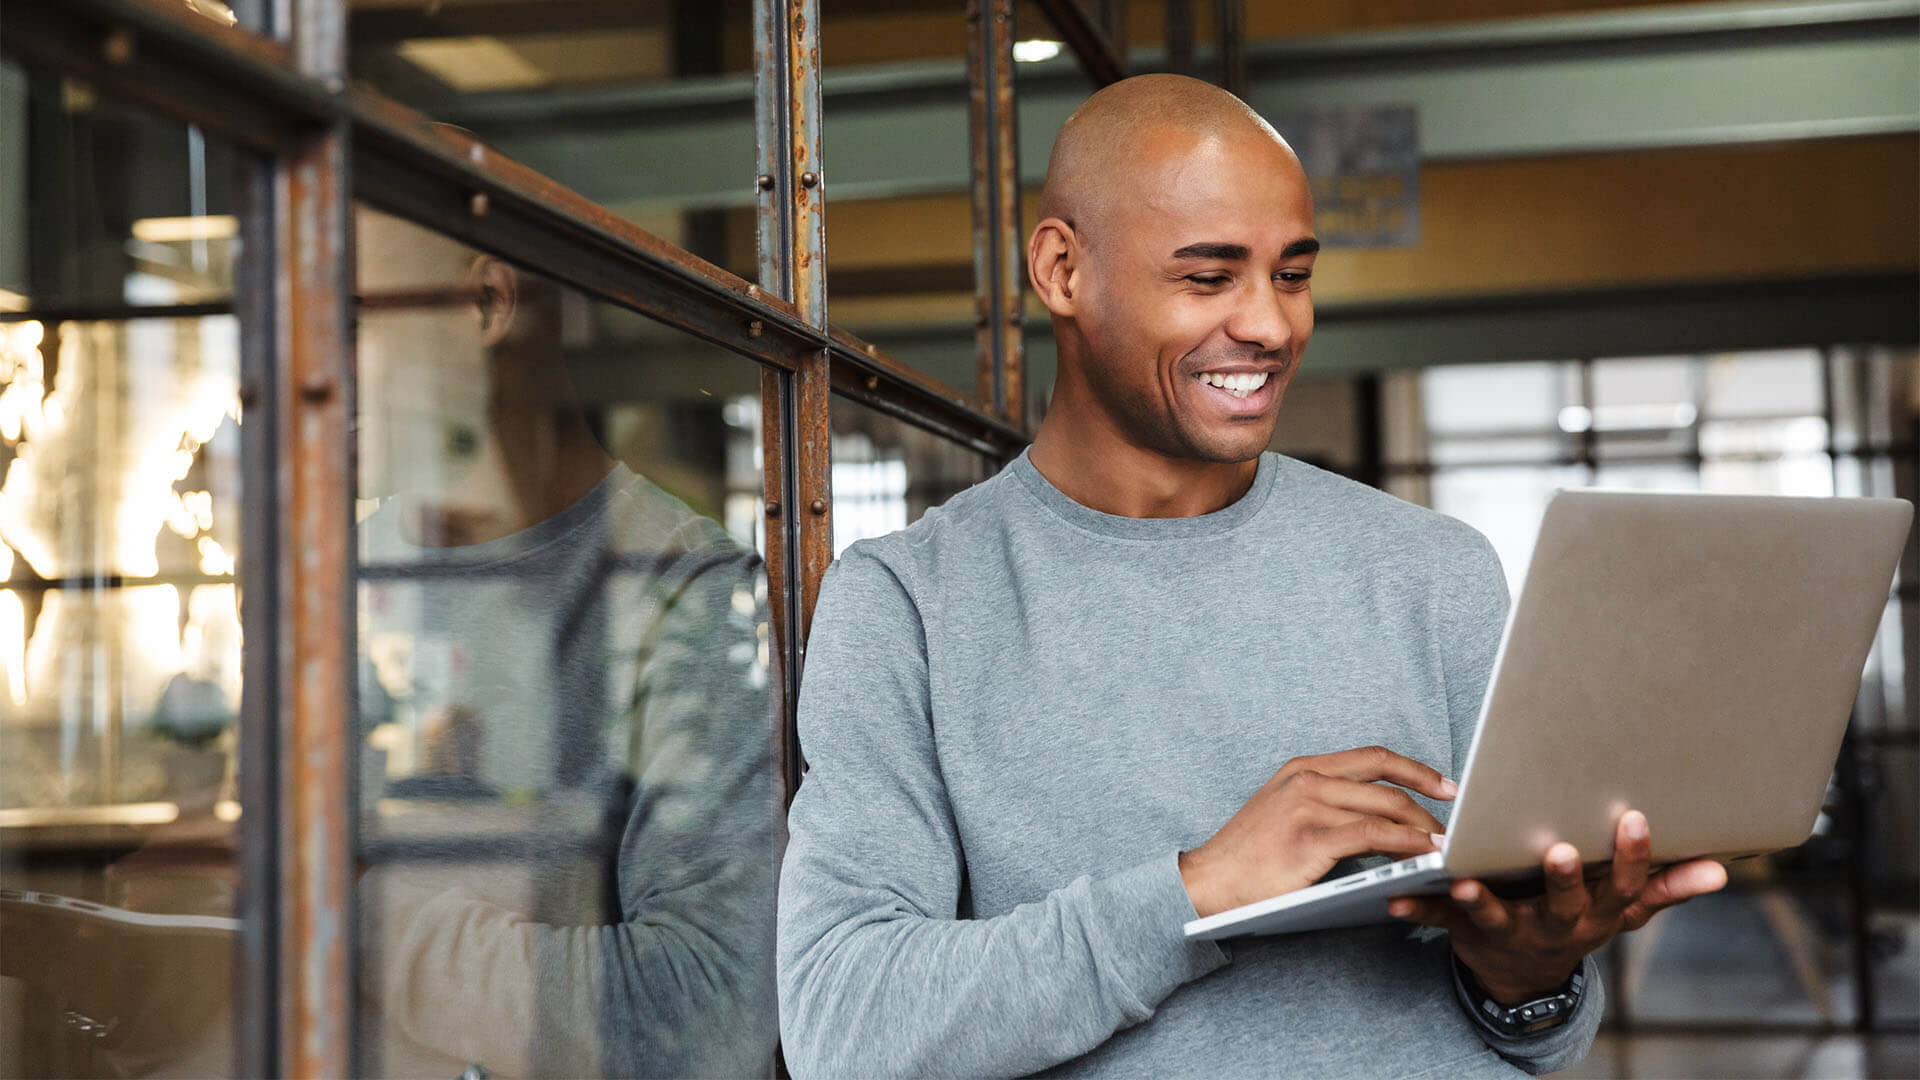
xmin=0 ymin=70 xmax=250 ymax=1077
xmin=828 ymin=397 xmax=993 ymax=554
xmin=1383 ymin=347 xmax=1919 ymax=1033
xmin=351 ymin=210 xmax=779 ymax=1078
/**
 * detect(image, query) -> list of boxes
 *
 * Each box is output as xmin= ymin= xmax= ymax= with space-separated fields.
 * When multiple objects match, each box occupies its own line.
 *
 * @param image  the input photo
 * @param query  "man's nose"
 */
xmin=1226 ymin=281 xmax=1294 ymax=354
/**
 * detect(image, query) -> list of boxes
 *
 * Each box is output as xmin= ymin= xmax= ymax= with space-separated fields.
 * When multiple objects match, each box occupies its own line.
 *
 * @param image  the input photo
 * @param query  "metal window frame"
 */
xmin=0 ymin=0 xmax=1261 ymax=1071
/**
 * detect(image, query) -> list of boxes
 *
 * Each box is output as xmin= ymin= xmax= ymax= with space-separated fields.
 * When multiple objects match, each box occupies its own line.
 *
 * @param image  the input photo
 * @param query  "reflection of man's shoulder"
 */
xmin=602 ymin=466 xmax=758 ymax=582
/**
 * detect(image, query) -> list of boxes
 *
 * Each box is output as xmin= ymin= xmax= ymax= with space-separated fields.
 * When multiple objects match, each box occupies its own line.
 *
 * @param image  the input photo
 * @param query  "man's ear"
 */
xmin=1027 ymin=217 xmax=1083 ymax=318
xmin=470 ymin=256 xmax=519 ymax=348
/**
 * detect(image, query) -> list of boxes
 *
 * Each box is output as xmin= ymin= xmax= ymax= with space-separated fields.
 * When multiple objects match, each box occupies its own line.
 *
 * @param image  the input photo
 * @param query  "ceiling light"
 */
xmin=1013 ymin=40 xmax=1064 ymax=63
xmin=131 ymin=215 xmax=239 ymax=244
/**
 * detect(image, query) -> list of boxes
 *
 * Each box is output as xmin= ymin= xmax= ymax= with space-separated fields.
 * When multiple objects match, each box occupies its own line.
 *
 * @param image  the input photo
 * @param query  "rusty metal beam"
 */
xmin=5 ymin=0 xmax=1021 ymax=468
xmin=234 ymin=151 xmax=282 ymax=1080
xmin=1165 ymin=0 xmax=1194 ymax=75
xmin=1032 ymin=0 xmax=1128 ymax=87
xmin=966 ymin=0 xmax=1025 ymax=427
xmin=277 ymin=0 xmax=355 ymax=1074
xmin=1214 ymin=0 xmax=1245 ymax=98
xmin=754 ymin=0 xmax=832 ymax=799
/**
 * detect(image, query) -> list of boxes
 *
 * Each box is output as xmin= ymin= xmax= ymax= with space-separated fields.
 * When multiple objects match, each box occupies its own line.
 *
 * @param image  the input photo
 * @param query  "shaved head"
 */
xmin=1038 ymin=74 xmax=1300 ymax=246
xmin=1025 ymin=74 xmax=1319 ymax=513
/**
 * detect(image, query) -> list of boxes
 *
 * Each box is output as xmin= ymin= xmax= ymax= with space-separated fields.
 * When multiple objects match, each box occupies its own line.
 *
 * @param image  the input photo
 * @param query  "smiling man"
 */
xmin=776 ymin=74 xmax=1722 ymax=1078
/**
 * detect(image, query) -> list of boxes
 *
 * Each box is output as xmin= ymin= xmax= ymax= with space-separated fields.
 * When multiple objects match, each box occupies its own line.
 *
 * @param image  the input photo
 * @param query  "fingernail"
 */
xmin=1389 ymin=901 xmax=1412 ymax=918
xmin=1430 ymin=832 xmax=1446 ymax=850
xmin=1624 ymin=811 xmax=1647 ymax=840
xmin=1456 ymin=883 xmax=1479 ymax=902
xmin=1440 ymin=779 xmax=1459 ymax=798
xmin=1551 ymin=844 xmax=1578 ymax=871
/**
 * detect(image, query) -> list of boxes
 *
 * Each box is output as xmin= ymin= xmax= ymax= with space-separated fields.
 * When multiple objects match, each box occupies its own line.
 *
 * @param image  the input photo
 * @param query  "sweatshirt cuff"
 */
xmin=1084 ymin=851 xmax=1232 ymax=1020
xmin=1457 ymin=951 xmax=1606 ymax=1074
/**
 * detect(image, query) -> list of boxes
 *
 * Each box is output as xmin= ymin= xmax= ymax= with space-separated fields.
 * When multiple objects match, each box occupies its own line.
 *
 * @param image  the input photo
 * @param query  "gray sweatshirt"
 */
xmin=778 ymin=450 xmax=1602 ymax=1078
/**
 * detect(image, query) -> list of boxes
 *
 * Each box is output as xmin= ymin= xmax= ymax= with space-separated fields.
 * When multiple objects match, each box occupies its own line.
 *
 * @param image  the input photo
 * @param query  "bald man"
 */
xmin=777 ymin=75 xmax=1722 ymax=1078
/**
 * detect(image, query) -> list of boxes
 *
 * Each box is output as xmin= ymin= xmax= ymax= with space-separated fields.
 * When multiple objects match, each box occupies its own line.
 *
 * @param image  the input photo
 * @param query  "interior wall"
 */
xmin=777 ymin=134 xmax=1918 ymax=334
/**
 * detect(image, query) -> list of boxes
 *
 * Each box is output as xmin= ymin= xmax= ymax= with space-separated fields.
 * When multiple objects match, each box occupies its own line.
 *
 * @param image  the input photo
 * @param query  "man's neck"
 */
xmin=1027 ymin=394 xmax=1260 ymax=519
xmin=403 ymin=412 xmax=617 ymax=548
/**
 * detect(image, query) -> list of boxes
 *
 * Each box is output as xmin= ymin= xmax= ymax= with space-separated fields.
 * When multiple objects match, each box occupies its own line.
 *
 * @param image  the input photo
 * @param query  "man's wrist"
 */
xmin=1177 ymin=848 xmax=1219 ymax=919
xmin=1459 ymin=951 xmax=1579 ymax=1007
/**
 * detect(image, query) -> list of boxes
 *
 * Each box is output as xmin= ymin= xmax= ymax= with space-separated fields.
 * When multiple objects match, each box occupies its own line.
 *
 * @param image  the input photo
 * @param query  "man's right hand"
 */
xmin=1178 ymin=746 xmax=1456 ymax=918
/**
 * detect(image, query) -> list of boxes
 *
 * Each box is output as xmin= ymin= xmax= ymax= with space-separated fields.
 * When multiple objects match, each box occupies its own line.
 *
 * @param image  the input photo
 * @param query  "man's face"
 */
xmin=1072 ymin=129 xmax=1317 ymax=464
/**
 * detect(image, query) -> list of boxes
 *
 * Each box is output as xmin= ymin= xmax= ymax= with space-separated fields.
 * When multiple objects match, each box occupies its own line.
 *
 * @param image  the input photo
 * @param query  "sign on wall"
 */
xmin=1267 ymin=105 xmax=1420 ymax=248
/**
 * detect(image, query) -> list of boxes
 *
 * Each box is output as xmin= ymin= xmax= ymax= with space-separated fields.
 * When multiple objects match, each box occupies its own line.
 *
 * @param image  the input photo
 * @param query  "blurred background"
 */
xmin=1 ymin=1 xmax=1915 ymax=1076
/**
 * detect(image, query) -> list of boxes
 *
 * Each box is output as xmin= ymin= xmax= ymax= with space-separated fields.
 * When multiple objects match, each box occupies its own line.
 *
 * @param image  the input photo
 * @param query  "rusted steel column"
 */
xmin=1033 ymin=0 xmax=1128 ymax=88
xmin=280 ymin=0 xmax=355 ymax=1075
xmin=1214 ymin=0 xmax=1245 ymax=98
xmin=967 ymin=0 xmax=1025 ymax=428
xmin=754 ymin=0 xmax=831 ymax=760
xmin=1165 ymin=0 xmax=1194 ymax=75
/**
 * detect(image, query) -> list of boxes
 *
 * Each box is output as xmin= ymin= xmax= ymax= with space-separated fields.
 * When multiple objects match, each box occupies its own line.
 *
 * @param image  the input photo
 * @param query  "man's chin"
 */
xmin=1175 ymin=418 xmax=1279 ymax=465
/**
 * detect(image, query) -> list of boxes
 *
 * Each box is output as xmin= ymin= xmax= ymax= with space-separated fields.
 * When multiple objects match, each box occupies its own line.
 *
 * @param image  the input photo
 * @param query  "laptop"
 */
xmin=1185 ymin=489 xmax=1912 ymax=941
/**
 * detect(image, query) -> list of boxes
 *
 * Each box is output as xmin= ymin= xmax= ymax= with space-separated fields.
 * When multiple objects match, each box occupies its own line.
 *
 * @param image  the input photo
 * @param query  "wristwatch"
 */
xmin=1450 ymin=952 xmax=1584 ymax=1039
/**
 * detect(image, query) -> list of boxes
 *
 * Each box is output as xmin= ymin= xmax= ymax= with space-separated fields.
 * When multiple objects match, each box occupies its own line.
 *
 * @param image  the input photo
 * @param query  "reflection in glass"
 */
xmin=0 ymin=70 xmax=245 ymax=1077
xmin=352 ymin=211 xmax=779 ymax=1078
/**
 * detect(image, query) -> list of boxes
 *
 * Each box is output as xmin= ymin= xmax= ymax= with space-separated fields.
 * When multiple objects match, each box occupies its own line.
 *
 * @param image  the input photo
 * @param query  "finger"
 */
xmin=1449 ymin=879 xmax=1513 ymax=934
xmin=1620 ymin=859 xmax=1728 ymax=931
xmin=1302 ymin=745 xmax=1457 ymax=802
xmin=1388 ymin=896 xmax=1469 ymax=932
xmin=1541 ymin=843 xmax=1591 ymax=929
xmin=1606 ymin=809 xmax=1651 ymax=908
xmin=1320 ymin=818 xmax=1447 ymax=863
xmin=1295 ymin=772 xmax=1447 ymax=834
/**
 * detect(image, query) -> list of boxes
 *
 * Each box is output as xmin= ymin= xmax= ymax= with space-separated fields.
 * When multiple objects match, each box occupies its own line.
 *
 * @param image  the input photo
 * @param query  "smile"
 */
xmin=1192 ymin=371 xmax=1270 ymax=399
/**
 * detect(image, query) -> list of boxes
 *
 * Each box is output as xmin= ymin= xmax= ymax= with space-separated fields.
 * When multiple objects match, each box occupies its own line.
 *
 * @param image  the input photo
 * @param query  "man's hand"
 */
xmin=1388 ymin=809 xmax=1728 ymax=1004
xmin=1180 ymin=746 xmax=1455 ymax=919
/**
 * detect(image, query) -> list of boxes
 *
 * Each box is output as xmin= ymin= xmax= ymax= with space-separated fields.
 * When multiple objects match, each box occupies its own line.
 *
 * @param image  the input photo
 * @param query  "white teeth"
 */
xmin=1194 ymin=371 xmax=1270 ymax=398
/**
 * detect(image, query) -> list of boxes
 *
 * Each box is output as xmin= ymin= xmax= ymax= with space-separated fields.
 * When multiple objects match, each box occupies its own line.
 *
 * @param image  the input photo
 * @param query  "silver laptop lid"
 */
xmin=1442 ymin=490 xmax=1911 ymax=881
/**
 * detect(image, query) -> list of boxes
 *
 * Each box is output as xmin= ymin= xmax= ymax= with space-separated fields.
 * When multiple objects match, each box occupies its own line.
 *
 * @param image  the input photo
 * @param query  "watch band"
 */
xmin=1450 ymin=952 xmax=1584 ymax=1040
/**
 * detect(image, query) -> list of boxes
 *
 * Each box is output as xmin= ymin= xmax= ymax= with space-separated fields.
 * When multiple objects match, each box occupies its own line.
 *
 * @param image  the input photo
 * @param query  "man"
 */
xmin=352 ymin=213 xmax=781 ymax=1077
xmin=777 ymin=75 xmax=1727 ymax=1077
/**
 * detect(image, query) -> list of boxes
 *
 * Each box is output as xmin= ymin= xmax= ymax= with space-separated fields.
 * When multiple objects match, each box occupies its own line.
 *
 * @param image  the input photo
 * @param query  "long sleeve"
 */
xmin=364 ymin=551 xmax=782 ymax=1078
xmin=777 ymin=547 xmax=1229 ymax=1079
xmin=1438 ymin=528 xmax=1605 ymax=1074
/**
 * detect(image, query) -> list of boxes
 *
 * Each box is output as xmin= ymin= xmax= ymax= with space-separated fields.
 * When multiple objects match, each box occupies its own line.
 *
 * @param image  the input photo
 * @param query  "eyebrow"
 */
xmin=1170 ymin=237 xmax=1321 ymax=261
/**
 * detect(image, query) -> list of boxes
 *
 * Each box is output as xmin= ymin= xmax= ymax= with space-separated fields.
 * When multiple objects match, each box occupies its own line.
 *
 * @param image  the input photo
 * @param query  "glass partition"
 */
xmin=0 ymin=70 xmax=250 ymax=1077
xmin=350 ymin=209 xmax=780 ymax=1077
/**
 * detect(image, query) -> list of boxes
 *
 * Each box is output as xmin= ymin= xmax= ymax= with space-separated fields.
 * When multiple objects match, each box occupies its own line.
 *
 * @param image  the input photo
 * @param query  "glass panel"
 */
xmin=0 ymin=66 xmax=239 ymax=309
xmin=1830 ymin=345 xmax=1918 ymax=455
xmin=828 ymin=397 xmax=994 ymax=555
xmin=1614 ymin=870 xmax=1861 ymax=1026
xmin=349 ymin=0 xmax=752 ymax=269
xmin=1868 ymin=741 xmax=1919 ymax=1025
xmin=352 ymin=209 xmax=779 ymax=1077
xmin=819 ymin=0 xmax=987 ymax=400
xmin=1590 ymin=355 xmax=1697 ymax=460
xmin=1425 ymin=465 xmax=1586 ymax=597
xmin=1421 ymin=361 xmax=1577 ymax=437
xmin=1701 ymin=348 xmax=1822 ymax=420
xmin=0 ymin=71 xmax=248 ymax=1077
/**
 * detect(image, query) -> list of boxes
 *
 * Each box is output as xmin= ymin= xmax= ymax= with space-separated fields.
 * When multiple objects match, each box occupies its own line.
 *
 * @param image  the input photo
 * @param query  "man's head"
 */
xmin=1029 ymin=74 xmax=1316 ymax=465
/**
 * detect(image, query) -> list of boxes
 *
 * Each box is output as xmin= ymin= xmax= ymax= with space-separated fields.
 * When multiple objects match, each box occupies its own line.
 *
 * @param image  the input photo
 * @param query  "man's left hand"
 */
xmin=1387 ymin=809 xmax=1728 ymax=1004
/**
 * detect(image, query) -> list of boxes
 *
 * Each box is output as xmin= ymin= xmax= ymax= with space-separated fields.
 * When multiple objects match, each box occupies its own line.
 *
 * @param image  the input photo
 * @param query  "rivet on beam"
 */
xmin=756 ymin=174 xmax=776 ymax=191
xmin=748 ymin=320 xmax=765 ymax=338
xmin=809 ymin=499 xmax=827 ymax=515
xmin=765 ymin=500 xmax=782 ymax=517
xmin=800 ymin=172 xmax=819 ymax=188
xmin=468 ymin=192 xmax=489 ymax=218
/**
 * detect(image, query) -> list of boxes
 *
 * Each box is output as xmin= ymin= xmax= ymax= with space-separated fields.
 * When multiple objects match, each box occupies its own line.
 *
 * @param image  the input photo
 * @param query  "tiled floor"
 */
xmin=1549 ymin=1033 xmax=1919 ymax=1079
